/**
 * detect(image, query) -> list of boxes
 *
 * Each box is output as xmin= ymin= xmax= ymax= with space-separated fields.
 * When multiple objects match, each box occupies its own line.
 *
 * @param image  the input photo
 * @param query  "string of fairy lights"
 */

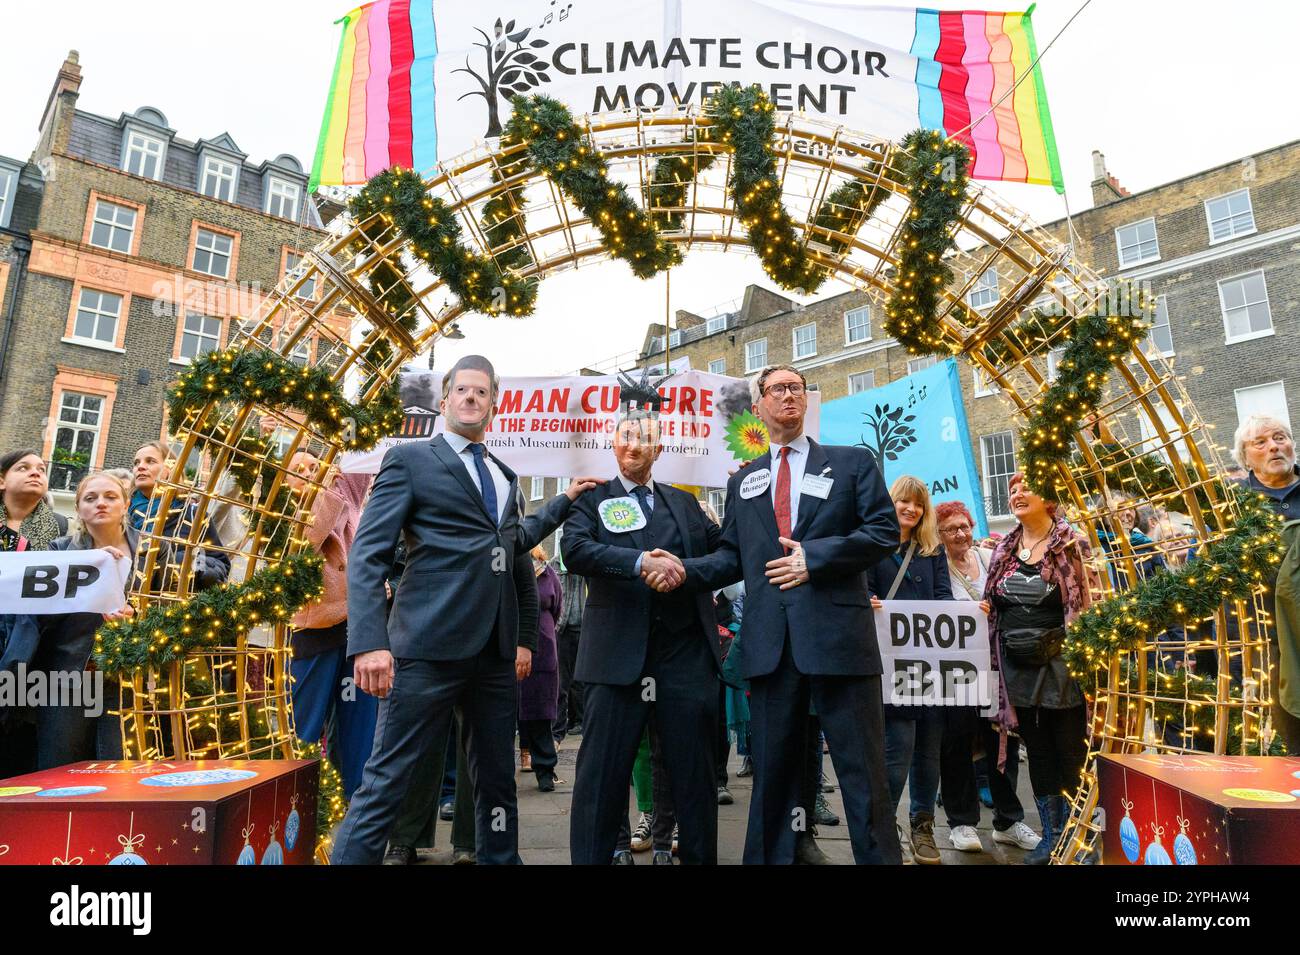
xmin=103 ymin=84 xmax=1284 ymax=860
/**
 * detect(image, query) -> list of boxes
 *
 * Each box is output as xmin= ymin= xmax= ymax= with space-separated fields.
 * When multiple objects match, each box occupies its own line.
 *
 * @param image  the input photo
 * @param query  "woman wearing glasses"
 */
xmin=934 ymin=500 xmax=1040 ymax=857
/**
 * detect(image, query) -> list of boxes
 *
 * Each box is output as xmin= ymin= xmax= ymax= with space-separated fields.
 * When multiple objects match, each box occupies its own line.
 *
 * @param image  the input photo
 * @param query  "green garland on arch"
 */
xmin=350 ymin=166 xmax=539 ymax=317
xmin=811 ymin=166 xmax=888 ymax=256
xmin=1063 ymin=484 xmax=1285 ymax=675
xmin=167 ymin=347 xmax=404 ymax=454
xmin=506 ymin=95 xmax=681 ymax=279
xmin=648 ymin=148 xmax=719 ymax=231
xmin=93 ymin=553 xmax=324 ymax=676
xmin=882 ymin=129 xmax=970 ymax=355
xmin=707 ymin=85 xmax=826 ymax=294
xmin=1014 ymin=284 xmax=1150 ymax=501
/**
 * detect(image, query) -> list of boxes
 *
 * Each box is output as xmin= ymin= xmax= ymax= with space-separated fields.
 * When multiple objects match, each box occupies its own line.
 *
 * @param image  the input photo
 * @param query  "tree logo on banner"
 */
xmin=454 ymin=14 xmax=556 ymax=137
xmin=857 ymin=402 xmax=918 ymax=469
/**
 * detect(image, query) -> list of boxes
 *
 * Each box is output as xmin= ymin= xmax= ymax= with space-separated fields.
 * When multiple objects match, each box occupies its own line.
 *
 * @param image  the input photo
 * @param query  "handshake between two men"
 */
xmin=637 ymin=536 xmax=812 ymax=593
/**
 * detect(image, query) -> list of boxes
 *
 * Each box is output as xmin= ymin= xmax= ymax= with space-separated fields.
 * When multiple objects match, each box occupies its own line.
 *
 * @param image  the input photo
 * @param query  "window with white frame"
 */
xmin=1234 ymin=381 xmax=1292 ymax=435
xmin=793 ymin=323 xmax=817 ymax=359
xmin=668 ymin=330 xmax=682 ymax=348
xmin=745 ymin=338 xmax=767 ymax=372
xmin=530 ymin=476 xmax=545 ymax=501
xmin=1218 ymin=271 xmax=1273 ymax=342
xmin=88 ymin=199 xmax=137 ymax=254
xmin=179 ymin=312 xmax=222 ymax=361
xmin=0 ymin=167 xmax=14 ymax=228
xmin=287 ymin=335 xmax=312 ymax=366
xmin=1205 ymin=189 xmax=1255 ymax=243
xmin=1138 ymin=401 xmax=1191 ymax=464
xmin=706 ymin=314 xmax=728 ymax=334
xmin=980 ymin=431 xmax=1016 ymax=518
xmin=708 ymin=358 xmax=726 ymax=375
xmin=50 ymin=392 xmax=103 ymax=491
xmin=124 ymin=130 xmax=165 ymax=180
xmin=1046 ymin=347 xmax=1065 ymax=382
xmin=848 ymin=370 xmax=875 ymax=395
xmin=707 ymin=488 xmax=727 ymax=522
xmin=1115 ymin=218 xmax=1160 ymax=269
xmin=845 ymin=306 xmax=871 ymax=344
xmin=285 ymin=251 xmax=316 ymax=300
xmin=1142 ymin=295 xmax=1174 ymax=356
xmin=265 ymin=177 xmax=301 ymax=220
xmin=192 ymin=228 xmax=233 ymax=278
xmin=973 ymin=366 xmax=1001 ymax=397
xmin=907 ymin=355 xmax=937 ymax=375
xmin=967 ymin=268 xmax=1000 ymax=310
xmin=201 ymin=156 xmax=238 ymax=202
xmin=71 ymin=289 xmax=122 ymax=346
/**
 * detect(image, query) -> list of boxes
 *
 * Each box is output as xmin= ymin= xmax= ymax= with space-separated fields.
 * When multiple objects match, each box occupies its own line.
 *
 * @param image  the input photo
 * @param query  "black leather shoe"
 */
xmin=612 ymin=849 xmax=635 ymax=865
xmin=794 ymin=833 xmax=833 ymax=865
xmin=717 ymin=785 xmax=734 ymax=805
xmin=451 ymin=847 xmax=477 ymax=865
xmin=567 ymin=723 xmax=583 ymax=737
xmin=438 ymin=799 xmax=454 ymax=821
xmin=652 ymin=850 xmax=674 ymax=865
xmin=736 ymin=756 xmax=753 ymax=777
xmin=383 ymin=845 xmax=416 ymax=866
xmin=537 ymin=773 xmax=556 ymax=792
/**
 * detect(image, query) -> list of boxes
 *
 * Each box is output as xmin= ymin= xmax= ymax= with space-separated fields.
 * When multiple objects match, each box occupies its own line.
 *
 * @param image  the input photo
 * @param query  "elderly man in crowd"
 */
xmin=1234 ymin=414 xmax=1300 ymax=753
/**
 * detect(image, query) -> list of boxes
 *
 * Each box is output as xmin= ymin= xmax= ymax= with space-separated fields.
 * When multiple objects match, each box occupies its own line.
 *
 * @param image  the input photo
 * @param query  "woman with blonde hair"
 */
xmin=1 ymin=471 xmax=137 ymax=767
xmin=518 ymin=543 xmax=564 ymax=790
xmin=867 ymin=474 xmax=954 ymax=864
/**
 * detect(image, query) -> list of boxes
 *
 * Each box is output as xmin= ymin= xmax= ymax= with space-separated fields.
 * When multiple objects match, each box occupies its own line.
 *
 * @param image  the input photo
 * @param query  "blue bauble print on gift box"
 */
xmin=108 ymin=850 xmax=148 ymax=865
xmin=1119 ymin=813 xmax=1141 ymax=863
xmin=1144 ymin=830 xmax=1173 ymax=866
xmin=261 ymin=837 xmax=284 ymax=866
xmin=140 ymin=769 xmax=258 ymax=788
xmin=1173 ymin=831 xmax=1198 ymax=866
xmin=284 ymin=809 xmax=300 ymax=852
xmin=237 ymin=842 xmax=256 ymax=865
xmin=37 ymin=786 xmax=107 ymax=798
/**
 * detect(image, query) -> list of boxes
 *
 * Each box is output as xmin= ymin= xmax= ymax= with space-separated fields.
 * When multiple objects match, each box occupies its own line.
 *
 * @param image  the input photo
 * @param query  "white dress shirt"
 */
xmin=443 ymin=430 xmax=511 ymax=524
xmin=617 ymin=472 xmax=656 ymax=510
xmin=768 ymin=432 xmax=810 ymax=530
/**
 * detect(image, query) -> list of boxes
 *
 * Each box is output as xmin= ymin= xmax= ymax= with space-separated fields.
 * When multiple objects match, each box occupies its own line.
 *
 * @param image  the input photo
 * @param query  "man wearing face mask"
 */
xmin=560 ymin=377 xmax=725 ymax=865
xmin=330 ymin=355 xmax=602 ymax=864
xmin=648 ymin=364 xmax=901 ymax=864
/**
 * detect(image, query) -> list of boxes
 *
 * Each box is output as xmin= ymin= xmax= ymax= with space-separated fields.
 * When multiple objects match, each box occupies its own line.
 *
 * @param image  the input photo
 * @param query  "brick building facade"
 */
xmin=625 ymin=139 xmax=1300 ymax=530
xmin=0 ymin=52 xmax=345 ymax=511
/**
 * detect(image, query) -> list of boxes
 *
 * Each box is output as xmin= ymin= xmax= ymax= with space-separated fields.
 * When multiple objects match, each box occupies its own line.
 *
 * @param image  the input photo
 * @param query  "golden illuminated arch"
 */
xmin=123 ymin=106 xmax=1273 ymax=864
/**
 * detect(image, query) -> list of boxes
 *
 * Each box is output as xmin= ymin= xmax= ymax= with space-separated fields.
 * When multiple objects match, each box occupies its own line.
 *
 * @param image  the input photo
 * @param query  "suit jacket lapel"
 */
xmin=745 ymin=451 xmax=782 ymax=546
xmin=793 ymin=438 xmax=830 ymax=539
xmin=431 ymin=435 xmax=494 ymax=525
xmin=492 ymin=452 xmax=520 ymax=530
xmin=654 ymin=482 xmax=694 ymax=558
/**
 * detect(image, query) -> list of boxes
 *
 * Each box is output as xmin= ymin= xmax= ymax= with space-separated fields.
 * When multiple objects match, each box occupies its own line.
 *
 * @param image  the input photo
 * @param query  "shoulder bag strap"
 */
xmin=885 ymin=540 xmax=917 ymax=601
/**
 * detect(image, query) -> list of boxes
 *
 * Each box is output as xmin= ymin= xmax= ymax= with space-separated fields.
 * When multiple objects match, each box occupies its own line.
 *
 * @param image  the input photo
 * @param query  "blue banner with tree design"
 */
xmin=817 ymin=358 xmax=988 ymax=537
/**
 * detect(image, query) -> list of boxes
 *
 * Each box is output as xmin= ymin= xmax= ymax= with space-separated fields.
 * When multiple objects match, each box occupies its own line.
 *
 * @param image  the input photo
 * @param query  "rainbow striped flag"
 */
xmin=311 ymin=2 xmax=1063 ymax=192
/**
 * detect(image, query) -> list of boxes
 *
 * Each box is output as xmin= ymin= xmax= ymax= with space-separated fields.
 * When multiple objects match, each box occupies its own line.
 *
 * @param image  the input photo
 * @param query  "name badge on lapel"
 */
xmin=599 ymin=496 xmax=647 ymax=533
xmin=739 ymin=469 xmax=772 ymax=499
xmin=800 ymin=474 xmax=833 ymax=500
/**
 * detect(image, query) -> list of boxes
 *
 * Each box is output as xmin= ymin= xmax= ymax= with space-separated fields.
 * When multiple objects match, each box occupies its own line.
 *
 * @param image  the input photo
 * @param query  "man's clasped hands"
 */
xmin=640 ymin=537 xmax=811 ymax=593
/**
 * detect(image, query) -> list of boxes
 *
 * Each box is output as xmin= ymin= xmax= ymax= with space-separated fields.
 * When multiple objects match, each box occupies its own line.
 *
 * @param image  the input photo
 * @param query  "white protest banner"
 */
xmin=0 ymin=549 xmax=130 ymax=615
xmin=342 ymin=367 xmax=820 ymax=489
xmin=874 ymin=599 xmax=994 ymax=714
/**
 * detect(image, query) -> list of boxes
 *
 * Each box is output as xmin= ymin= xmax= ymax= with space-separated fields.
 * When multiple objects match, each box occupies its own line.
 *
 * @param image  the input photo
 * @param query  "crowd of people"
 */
xmin=0 ymin=353 xmax=1297 ymax=865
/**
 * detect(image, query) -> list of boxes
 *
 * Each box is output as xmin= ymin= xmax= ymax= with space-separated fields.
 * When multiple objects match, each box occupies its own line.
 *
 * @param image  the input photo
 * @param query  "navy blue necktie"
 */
xmin=632 ymin=484 xmax=653 ymax=513
xmin=468 ymin=443 xmax=499 ymax=525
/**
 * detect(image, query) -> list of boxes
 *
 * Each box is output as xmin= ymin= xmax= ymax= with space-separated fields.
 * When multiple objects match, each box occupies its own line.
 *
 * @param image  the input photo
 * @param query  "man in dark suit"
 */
xmin=561 ymin=406 xmax=724 ymax=865
xmin=647 ymin=363 xmax=901 ymax=864
xmin=331 ymin=355 xmax=598 ymax=865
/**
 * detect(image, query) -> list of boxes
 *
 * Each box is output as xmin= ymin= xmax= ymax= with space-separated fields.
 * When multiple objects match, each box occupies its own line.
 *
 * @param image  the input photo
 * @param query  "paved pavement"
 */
xmin=411 ymin=734 xmax=1040 ymax=865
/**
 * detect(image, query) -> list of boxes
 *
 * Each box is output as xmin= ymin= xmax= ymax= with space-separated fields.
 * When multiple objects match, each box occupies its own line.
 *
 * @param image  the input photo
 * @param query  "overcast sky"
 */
xmin=3 ymin=0 xmax=1296 ymax=374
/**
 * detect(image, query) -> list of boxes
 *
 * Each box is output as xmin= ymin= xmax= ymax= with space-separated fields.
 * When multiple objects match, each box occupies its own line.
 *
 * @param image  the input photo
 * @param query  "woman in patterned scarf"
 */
xmin=983 ymin=472 xmax=1095 ymax=865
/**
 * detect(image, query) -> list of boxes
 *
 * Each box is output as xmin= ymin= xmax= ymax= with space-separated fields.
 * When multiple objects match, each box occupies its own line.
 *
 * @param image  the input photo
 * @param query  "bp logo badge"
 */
xmin=599 ymin=496 xmax=647 ymax=534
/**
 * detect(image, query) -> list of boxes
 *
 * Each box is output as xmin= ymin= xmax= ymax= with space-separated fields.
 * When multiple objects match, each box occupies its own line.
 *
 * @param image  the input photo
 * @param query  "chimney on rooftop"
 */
xmin=35 ymin=50 xmax=83 ymax=162
xmin=1090 ymin=149 xmax=1131 ymax=207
